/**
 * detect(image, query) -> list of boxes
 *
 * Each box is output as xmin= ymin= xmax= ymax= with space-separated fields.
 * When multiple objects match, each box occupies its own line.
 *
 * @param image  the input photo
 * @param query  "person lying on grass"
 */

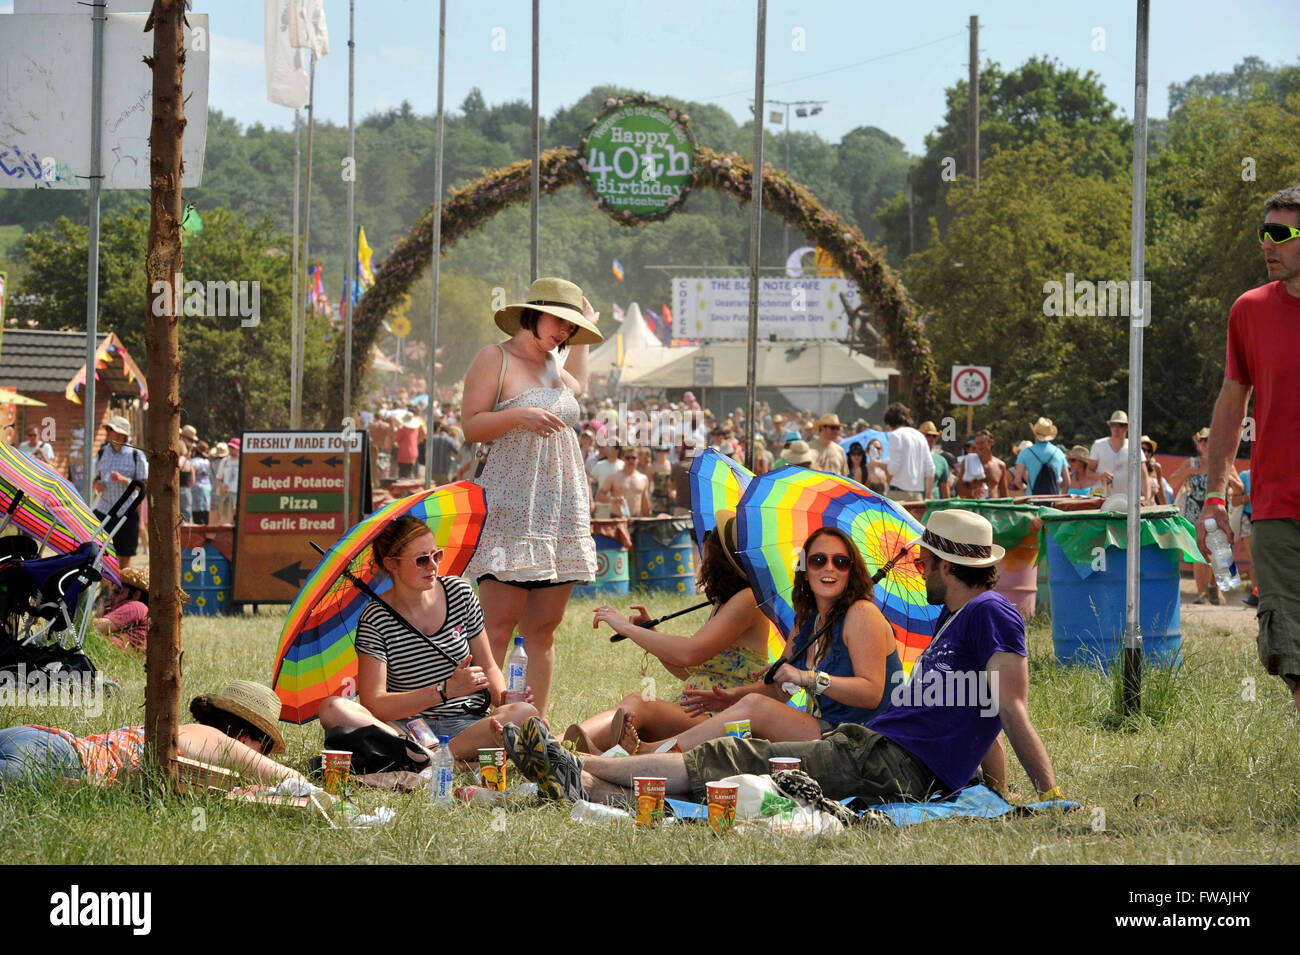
xmin=623 ymin=525 xmax=901 ymax=755
xmin=501 ymin=511 xmax=1062 ymax=808
xmin=0 ymin=680 xmax=304 ymax=788
xmin=317 ymin=515 xmax=538 ymax=768
xmin=569 ymin=510 xmax=774 ymax=755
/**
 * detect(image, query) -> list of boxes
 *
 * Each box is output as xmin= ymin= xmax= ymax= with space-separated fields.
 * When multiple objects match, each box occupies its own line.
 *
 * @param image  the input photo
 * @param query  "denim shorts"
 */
xmin=395 ymin=714 xmax=481 ymax=742
xmin=0 ymin=726 xmax=83 ymax=785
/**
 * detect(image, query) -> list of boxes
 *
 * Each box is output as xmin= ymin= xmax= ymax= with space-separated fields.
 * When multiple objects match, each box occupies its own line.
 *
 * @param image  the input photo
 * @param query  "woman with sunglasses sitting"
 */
xmin=317 ymin=516 xmax=538 ymax=764
xmin=630 ymin=526 xmax=901 ymax=753
xmin=569 ymin=511 xmax=775 ymax=755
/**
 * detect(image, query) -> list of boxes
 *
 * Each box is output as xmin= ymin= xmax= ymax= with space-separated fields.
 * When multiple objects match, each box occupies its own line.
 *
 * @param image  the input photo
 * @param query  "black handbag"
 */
xmin=311 ymin=725 xmax=428 ymax=775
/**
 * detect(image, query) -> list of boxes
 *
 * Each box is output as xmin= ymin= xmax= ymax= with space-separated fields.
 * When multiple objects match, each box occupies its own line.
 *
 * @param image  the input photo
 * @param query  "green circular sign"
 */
xmin=579 ymin=97 xmax=696 ymax=224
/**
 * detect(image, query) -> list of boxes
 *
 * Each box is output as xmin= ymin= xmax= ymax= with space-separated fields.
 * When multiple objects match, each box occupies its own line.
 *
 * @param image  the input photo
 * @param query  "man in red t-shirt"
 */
xmin=1200 ymin=184 xmax=1300 ymax=712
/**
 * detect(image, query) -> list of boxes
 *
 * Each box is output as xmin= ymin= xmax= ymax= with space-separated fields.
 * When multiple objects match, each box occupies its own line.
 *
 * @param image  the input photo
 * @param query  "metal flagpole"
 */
xmin=290 ymin=108 xmax=302 ymax=428
xmin=744 ymin=0 xmax=767 ymax=467
xmin=83 ymin=0 xmax=107 ymax=503
xmin=424 ymin=0 xmax=447 ymax=488
xmin=1122 ymin=0 xmax=1151 ymax=715
xmin=530 ymin=0 xmax=540 ymax=282
xmin=342 ymin=0 xmax=356 ymax=536
xmin=299 ymin=50 xmax=317 ymax=424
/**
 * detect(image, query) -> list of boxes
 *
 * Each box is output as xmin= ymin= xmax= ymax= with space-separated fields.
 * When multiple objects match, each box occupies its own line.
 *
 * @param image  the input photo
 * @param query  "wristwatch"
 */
xmin=436 ymin=682 xmax=447 ymax=704
xmin=809 ymin=671 xmax=831 ymax=696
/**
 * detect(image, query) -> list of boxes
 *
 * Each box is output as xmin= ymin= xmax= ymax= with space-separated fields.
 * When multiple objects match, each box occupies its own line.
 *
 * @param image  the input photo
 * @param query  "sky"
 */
xmin=3 ymin=0 xmax=1298 ymax=155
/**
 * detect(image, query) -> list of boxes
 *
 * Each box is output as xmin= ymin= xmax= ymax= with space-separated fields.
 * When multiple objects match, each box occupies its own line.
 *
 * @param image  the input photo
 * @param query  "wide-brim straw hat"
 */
xmin=180 ymin=425 xmax=198 ymax=441
xmin=1108 ymin=410 xmax=1129 ymax=426
xmin=1192 ymin=427 xmax=1210 ymax=441
xmin=1031 ymin=416 xmax=1058 ymax=440
xmin=119 ymin=565 xmax=191 ymax=603
xmin=815 ymin=413 xmax=843 ymax=429
xmin=714 ymin=509 xmax=747 ymax=577
xmin=1140 ymin=435 xmax=1157 ymax=453
xmin=494 ymin=277 xmax=603 ymax=346
xmin=1067 ymin=444 xmax=1091 ymax=464
xmin=189 ymin=680 xmax=286 ymax=754
xmin=918 ymin=420 xmax=940 ymax=438
xmin=783 ymin=440 xmax=816 ymax=466
xmin=211 ymin=442 xmax=229 ymax=459
xmin=105 ymin=415 xmax=132 ymax=439
xmin=909 ymin=510 xmax=1005 ymax=568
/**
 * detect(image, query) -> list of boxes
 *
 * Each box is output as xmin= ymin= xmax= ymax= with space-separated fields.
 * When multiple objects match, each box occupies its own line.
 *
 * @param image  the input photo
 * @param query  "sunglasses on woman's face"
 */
xmin=390 ymin=551 xmax=442 ymax=568
xmin=807 ymin=552 xmax=852 ymax=570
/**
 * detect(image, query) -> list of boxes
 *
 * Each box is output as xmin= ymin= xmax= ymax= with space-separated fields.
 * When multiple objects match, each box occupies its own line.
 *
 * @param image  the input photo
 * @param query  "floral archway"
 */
xmin=325 ymin=144 xmax=939 ymax=423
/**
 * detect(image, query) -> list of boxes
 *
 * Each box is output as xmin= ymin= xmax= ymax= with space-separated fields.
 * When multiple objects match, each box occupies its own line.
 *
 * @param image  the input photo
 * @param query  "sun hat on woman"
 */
xmin=494 ymin=277 xmax=604 ymax=346
xmin=188 ymin=680 xmax=286 ymax=754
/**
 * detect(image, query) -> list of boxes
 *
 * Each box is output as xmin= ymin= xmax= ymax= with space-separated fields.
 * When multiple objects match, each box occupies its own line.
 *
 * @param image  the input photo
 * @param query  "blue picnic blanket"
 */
xmin=665 ymin=785 xmax=1077 ymax=827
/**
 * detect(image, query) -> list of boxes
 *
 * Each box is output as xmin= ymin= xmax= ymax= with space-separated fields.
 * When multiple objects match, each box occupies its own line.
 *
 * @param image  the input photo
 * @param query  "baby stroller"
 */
xmin=0 ymin=481 xmax=144 ymax=688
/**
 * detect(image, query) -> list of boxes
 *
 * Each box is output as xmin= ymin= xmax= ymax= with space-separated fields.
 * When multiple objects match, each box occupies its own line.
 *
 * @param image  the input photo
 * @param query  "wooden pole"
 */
xmin=144 ymin=0 xmax=185 ymax=788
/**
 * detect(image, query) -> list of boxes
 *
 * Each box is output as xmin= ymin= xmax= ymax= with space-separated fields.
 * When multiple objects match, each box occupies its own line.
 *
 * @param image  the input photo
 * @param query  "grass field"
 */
xmin=2 ymin=588 xmax=1297 ymax=865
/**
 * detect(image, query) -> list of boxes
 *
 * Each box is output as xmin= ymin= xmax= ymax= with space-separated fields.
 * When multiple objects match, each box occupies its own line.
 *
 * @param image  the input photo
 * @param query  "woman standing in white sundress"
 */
xmin=461 ymin=277 xmax=603 ymax=719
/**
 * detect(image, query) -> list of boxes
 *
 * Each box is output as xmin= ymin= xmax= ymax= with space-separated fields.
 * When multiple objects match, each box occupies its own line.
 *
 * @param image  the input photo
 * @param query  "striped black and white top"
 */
xmin=353 ymin=576 xmax=486 ymax=720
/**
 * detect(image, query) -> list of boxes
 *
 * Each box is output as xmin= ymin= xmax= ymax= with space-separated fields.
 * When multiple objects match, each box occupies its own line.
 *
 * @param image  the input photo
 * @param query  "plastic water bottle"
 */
xmin=570 ymin=800 xmax=631 ymax=825
xmin=1204 ymin=519 xmax=1241 ymax=591
xmin=503 ymin=634 xmax=528 ymax=704
xmin=430 ymin=735 xmax=455 ymax=804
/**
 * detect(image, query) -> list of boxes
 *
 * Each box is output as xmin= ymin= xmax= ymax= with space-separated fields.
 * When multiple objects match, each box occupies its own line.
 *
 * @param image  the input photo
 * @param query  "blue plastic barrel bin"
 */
xmin=572 ymin=534 xmax=629 ymax=599
xmin=181 ymin=541 xmax=232 ymax=616
xmin=1044 ymin=522 xmax=1182 ymax=670
xmin=631 ymin=518 xmax=696 ymax=595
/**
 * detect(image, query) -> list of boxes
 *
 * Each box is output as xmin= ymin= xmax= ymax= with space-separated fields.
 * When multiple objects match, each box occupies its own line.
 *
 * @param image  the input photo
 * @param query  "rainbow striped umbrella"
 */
xmin=0 ymin=440 xmax=119 ymax=583
xmin=689 ymin=447 xmax=753 ymax=547
xmin=734 ymin=466 xmax=940 ymax=675
xmin=272 ymin=481 xmax=487 ymax=723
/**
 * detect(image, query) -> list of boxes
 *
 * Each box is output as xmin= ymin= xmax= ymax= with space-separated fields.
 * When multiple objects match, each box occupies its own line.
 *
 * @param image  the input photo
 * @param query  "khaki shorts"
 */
xmin=680 ymin=723 xmax=941 ymax=803
xmin=886 ymin=489 xmax=925 ymax=503
xmin=1252 ymin=519 xmax=1300 ymax=691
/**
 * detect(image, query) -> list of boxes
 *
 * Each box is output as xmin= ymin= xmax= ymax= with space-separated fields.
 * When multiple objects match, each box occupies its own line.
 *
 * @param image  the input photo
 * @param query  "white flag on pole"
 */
xmin=290 ymin=0 xmax=331 ymax=59
xmin=265 ymin=0 xmax=308 ymax=108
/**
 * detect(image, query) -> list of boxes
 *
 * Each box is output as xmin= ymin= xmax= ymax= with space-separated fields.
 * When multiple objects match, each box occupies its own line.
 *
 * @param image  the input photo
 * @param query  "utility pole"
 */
xmin=529 ymin=0 xmax=540 ymax=281
xmin=757 ymin=98 xmax=826 ymax=257
xmin=298 ymin=51 xmax=316 ymax=425
xmin=1122 ymin=0 xmax=1152 ymax=716
xmin=968 ymin=15 xmax=980 ymax=188
xmin=907 ymin=168 xmax=915 ymax=256
xmin=143 ymin=0 xmax=185 ymax=789
xmin=424 ymin=0 xmax=447 ymax=487
xmin=82 ymin=0 xmax=106 ymax=503
xmin=745 ymin=0 xmax=767 ymax=467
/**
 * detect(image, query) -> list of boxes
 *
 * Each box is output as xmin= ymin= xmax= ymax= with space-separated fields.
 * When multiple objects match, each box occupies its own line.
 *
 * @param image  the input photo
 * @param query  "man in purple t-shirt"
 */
xmin=502 ymin=511 xmax=1062 ymax=805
